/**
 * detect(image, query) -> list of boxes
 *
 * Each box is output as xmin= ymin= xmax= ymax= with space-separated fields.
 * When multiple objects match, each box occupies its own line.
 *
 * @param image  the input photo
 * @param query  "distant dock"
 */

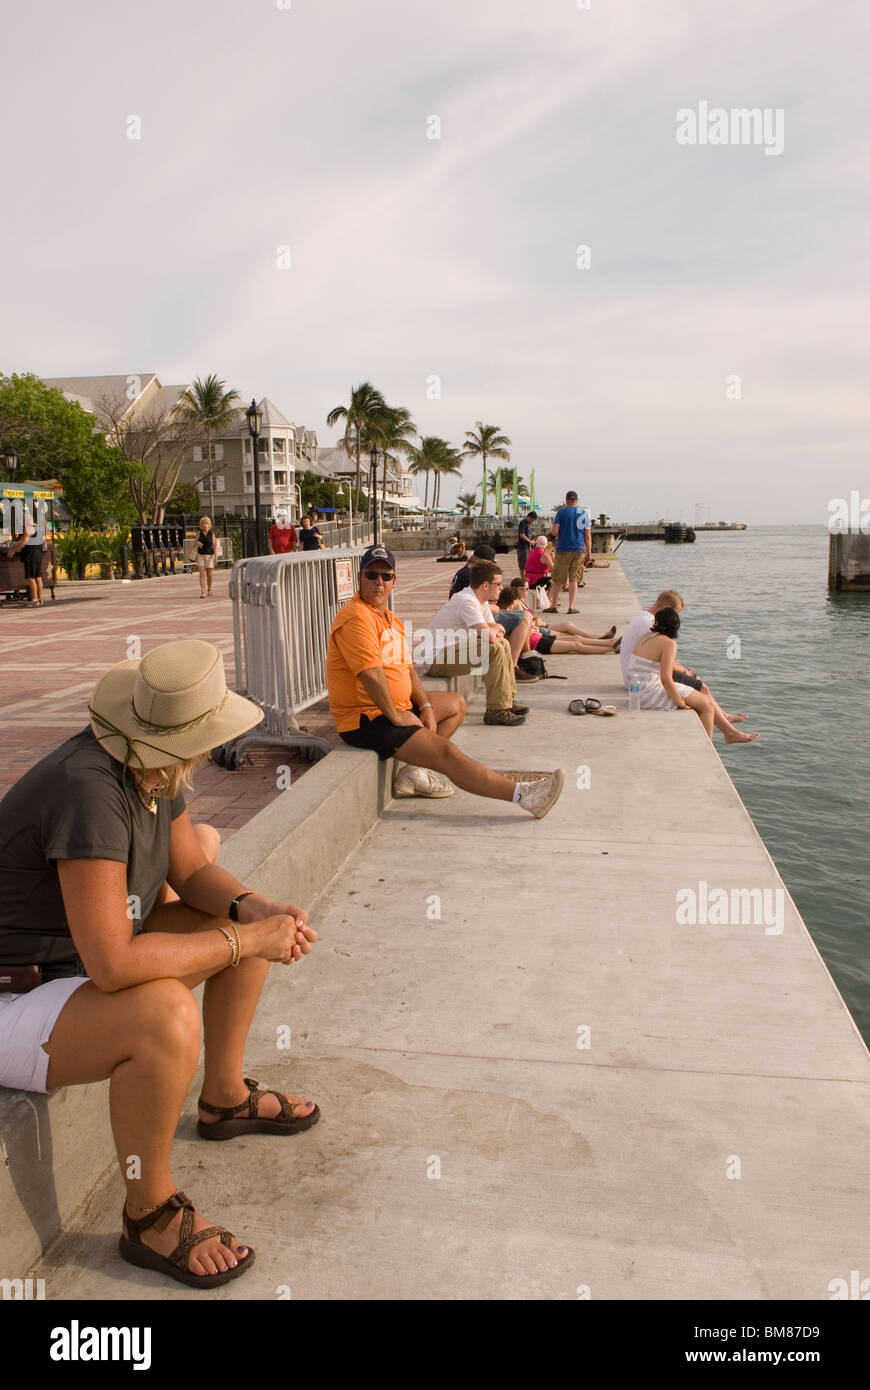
xmin=597 ymin=521 xmax=747 ymax=542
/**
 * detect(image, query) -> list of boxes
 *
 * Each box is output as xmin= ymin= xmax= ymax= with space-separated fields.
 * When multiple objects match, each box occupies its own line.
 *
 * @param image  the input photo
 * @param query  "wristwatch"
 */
xmin=228 ymin=891 xmax=254 ymax=922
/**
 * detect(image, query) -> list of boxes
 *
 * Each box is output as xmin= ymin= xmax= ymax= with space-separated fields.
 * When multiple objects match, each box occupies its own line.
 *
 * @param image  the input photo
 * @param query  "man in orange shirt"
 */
xmin=326 ymin=546 xmax=564 ymax=816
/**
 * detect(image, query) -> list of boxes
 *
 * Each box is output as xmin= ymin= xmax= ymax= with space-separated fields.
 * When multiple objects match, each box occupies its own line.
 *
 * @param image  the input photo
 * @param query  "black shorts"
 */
xmin=22 ymin=546 xmax=42 ymax=579
xmin=339 ymin=708 xmax=421 ymax=761
xmin=528 ymin=575 xmax=551 ymax=590
xmin=536 ymin=633 xmax=557 ymax=655
xmin=676 ymin=671 xmax=703 ymax=691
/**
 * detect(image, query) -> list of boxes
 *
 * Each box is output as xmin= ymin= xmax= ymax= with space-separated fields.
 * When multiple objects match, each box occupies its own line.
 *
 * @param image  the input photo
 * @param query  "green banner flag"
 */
xmin=512 ymin=468 xmax=519 ymax=515
xmin=530 ymin=469 xmax=536 ymax=509
xmin=482 ymin=463 xmax=487 ymax=515
xmin=495 ymin=470 xmax=503 ymax=515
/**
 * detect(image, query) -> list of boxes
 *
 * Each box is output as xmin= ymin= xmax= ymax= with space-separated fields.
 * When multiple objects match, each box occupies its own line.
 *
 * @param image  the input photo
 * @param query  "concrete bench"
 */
xmin=0 ymin=691 xmax=490 ymax=1277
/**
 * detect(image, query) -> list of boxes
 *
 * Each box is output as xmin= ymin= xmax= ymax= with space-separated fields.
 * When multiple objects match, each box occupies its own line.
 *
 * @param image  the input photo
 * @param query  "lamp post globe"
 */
xmin=2 ymin=445 xmax=18 ymax=481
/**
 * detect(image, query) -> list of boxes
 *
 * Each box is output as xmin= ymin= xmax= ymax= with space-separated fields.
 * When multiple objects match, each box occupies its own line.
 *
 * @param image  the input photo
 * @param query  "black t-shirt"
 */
xmin=449 ymin=564 xmax=472 ymax=597
xmin=0 ymin=728 xmax=185 ymax=967
xmin=517 ymin=519 xmax=531 ymax=543
xmin=299 ymin=527 xmax=322 ymax=551
xmin=197 ymin=529 xmax=215 ymax=555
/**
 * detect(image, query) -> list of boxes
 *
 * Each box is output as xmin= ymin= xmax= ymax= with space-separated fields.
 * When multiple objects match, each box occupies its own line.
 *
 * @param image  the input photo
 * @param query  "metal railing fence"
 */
xmin=222 ymin=549 xmax=364 ymax=764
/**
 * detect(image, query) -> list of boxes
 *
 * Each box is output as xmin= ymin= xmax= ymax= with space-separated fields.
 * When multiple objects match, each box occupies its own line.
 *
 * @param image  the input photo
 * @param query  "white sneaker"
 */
xmin=515 ymin=768 xmax=565 ymax=819
xmin=393 ymin=765 xmax=455 ymax=798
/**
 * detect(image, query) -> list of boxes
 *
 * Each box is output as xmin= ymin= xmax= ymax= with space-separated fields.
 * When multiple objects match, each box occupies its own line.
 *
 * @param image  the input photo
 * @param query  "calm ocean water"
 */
xmin=619 ymin=526 xmax=870 ymax=1044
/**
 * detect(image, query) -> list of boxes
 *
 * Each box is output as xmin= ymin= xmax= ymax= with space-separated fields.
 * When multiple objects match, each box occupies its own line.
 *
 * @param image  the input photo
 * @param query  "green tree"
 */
xmin=456 ymin=490 xmax=478 ymax=516
xmin=326 ymin=381 xmax=386 ymax=511
xmin=406 ymin=436 xmax=449 ymax=509
xmin=487 ymin=467 xmax=525 ymax=495
xmin=173 ymin=374 xmax=242 ymax=519
xmin=462 ymin=422 xmax=511 ymax=514
xmin=0 ymin=372 xmax=130 ymax=524
xmin=298 ymin=469 xmax=339 ymax=512
xmin=363 ymin=404 xmax=417 ymax=528
xmin=432 ymin=442 xmax=463 ymax=509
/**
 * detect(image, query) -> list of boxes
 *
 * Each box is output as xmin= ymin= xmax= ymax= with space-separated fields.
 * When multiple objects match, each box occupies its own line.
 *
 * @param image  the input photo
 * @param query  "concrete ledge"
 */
xmin=0 ymin=1083 xmax=116 ymax=1278
xmin=0 ymin=741 xmax=394 ymax=1278
xmin=2 ymin=666 xmax=480 ymax=1276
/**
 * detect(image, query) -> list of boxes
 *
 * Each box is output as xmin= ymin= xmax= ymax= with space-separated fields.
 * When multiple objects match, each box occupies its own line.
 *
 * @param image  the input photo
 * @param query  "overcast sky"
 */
xmin=2 ymin=0 xmax=867 ymax=522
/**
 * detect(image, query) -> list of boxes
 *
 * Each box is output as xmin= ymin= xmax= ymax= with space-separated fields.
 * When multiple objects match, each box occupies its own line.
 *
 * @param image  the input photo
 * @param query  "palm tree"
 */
xmin=364 ymin=404 xmax=417 ymax=534
xmin=432 ymin=443 xmax=463 ymax=509
xmin=462 ymin=422 xmax=511 ymax=515
xmin=174 ymin=374 xmax=242 ymax=517
xmin=326 ymin=381 xmax=386 ymax=511
xmin=457 ymin=491 xmax=478 ymax=517
xmin=487 ymin=466 xmax=526 ymax=495
xmin=407 ymin=436 xmax=449 ymax=510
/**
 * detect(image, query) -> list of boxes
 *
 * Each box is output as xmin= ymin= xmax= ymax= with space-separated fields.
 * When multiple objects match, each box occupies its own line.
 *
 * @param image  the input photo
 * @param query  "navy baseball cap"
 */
xmin=359 ymin=544 xmax=396 ymax=571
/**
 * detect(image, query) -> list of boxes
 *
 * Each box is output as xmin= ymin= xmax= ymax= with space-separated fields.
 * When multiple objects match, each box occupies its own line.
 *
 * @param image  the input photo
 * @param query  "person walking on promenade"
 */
xmin=0 ymin=639 xmax=320 ymax=1289
xmin=449 ymin=543 xmax=496 ymax=597
xmin=268 ymin=509 xmax=298 ymax=555
xmin=428 ymin=559 xmax=541 ymax=726
xmin=544 ymin=490 xmax=591 ymax=614
xmin=195 ymin=516 xmax=218 ymax=597
xmin=8 ymin=503 xmax=45 ymax=606
xmin=621 ymin=590 xmax=757 ymax=743
xmin=627 ymin=608 xmax=759 ymax=743
xmin=326 ymin=545 xmax=564 ymax=815
xmin=298 ymin=515 xmax=324 ymax=550
xmin=516 ymin=510 xmax=536 ymax=578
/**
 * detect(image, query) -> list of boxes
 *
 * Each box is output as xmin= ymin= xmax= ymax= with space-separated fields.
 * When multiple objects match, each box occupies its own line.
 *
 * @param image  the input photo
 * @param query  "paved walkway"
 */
xmin=0 ymin=556 xmax=480 ymax=836
xmin=31 ymin=560 xmax=870 ymax=1300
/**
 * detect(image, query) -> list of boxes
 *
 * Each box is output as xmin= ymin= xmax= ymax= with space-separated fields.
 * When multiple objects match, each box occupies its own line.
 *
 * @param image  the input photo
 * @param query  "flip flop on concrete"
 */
xmin=569 ymin=698 xmax=617 ymax=717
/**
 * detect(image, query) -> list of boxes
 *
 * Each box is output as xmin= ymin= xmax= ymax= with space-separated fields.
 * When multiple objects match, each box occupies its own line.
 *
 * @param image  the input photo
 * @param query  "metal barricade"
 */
xmin=218 ymin=549 xmax=364 ymax=767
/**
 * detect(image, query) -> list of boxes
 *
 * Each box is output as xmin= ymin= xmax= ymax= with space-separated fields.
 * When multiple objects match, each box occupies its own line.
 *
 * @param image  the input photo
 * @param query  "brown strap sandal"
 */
xmin=197 ymin=1076 xmax=321 ymax=1141
xmin=119 ymin=1190 xmax=255 ymax=1289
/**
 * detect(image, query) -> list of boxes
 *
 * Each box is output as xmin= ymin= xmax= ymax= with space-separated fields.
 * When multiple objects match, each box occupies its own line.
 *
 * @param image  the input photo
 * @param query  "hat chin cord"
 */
xmin=88 ymin=685 xmax=231 ymax=766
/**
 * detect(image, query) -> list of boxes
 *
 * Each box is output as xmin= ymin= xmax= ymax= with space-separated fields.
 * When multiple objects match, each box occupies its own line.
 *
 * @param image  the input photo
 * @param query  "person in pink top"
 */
xmin=524 ymin=536 xmax=553 ymax=594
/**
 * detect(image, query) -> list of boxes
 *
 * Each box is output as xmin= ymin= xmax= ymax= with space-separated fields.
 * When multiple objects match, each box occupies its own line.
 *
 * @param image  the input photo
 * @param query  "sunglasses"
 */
xmin=362 ymin=568 xmax=395 ymax=582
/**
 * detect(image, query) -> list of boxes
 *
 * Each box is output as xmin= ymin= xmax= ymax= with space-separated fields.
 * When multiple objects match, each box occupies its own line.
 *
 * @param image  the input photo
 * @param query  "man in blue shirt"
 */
xmin=544 ymin=491 xmax=591 ymax=614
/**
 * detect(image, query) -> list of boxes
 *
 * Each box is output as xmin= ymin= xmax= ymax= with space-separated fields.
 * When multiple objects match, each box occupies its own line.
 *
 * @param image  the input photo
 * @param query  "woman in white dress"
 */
xmin=626 ymin=607 xmax=716 ymax=737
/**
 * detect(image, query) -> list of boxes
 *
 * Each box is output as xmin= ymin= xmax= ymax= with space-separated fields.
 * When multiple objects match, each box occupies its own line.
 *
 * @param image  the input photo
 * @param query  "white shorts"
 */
xmin=0 ymin=977 xmax=89 ymax=1093
xmin=196 ymin=554 xmax=215 ymax=569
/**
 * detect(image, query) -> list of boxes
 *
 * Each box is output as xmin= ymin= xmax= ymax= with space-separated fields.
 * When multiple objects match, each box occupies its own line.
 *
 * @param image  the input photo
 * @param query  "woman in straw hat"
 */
xmin=0 ymin=639 xmax=319 ymax=1288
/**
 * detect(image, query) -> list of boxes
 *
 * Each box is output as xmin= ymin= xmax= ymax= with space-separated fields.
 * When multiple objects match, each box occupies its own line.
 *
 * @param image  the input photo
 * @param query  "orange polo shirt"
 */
xmin=327 ymin=594 xmax=413 ymax=732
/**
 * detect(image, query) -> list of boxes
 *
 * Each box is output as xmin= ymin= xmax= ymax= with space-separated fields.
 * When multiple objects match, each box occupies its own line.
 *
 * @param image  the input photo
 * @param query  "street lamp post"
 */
xmin=370 ymin=446 xmax=380 ymax=546
xmin=245 ymin=399 xmax=264 ymax=555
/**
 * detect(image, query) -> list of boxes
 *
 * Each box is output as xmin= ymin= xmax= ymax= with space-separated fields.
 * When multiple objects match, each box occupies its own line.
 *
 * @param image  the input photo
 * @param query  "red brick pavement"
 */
xmin=0 ymin=553 xmax=485 ymax=838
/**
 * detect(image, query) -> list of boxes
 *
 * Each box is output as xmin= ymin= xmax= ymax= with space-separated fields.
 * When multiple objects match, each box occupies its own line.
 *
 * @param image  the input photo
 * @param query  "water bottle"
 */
xmin=628 ymin=677 xmax=641 ymax=713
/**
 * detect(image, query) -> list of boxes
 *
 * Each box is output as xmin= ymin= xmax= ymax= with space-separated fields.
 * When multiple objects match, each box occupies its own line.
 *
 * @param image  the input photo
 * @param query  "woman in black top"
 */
xmin=0 ymin=640 xmax=320 ymax=1288
xmin=196 ymin=516 xmax=216 ymax=597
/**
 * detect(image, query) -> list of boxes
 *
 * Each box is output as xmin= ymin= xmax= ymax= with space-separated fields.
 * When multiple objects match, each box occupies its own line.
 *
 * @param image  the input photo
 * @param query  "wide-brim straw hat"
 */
xmin=89 ymin=639 xmax=263 ymax=770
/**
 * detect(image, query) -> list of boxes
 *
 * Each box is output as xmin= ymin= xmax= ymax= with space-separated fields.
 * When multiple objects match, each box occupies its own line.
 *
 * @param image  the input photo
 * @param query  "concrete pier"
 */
xmin=8 ymin=560 xmax=870 ymax=1300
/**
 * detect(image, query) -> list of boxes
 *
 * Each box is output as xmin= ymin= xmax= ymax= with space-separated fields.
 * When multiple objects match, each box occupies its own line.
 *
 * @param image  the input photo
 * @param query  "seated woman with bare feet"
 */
xmin=627 ymin=608 xmax=759 ymax=744
xmin=0 ymin=640 xmax=319 ymax=1289
xmin=508 ymin=578 xmax=620 ymax=649
xmin=495 ymin=586 xmax=619 ymax=657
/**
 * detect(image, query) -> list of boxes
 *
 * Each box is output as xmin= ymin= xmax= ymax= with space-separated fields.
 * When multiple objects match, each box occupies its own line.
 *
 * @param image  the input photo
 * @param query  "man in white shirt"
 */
xmin=621 ymin=589 xmax=752 ymax=740
xmin=427 ymin=560 xmax=533 ymax=727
